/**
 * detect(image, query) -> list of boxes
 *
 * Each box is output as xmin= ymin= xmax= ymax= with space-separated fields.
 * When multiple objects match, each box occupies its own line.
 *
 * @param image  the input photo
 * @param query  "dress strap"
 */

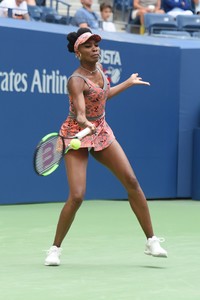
xmin=67 ymin=74 xmax=90 ymax=88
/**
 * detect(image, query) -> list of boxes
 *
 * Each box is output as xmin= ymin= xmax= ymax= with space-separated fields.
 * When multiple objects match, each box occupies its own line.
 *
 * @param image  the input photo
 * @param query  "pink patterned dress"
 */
xmin=60 ymin=67 xmax=115 ymax=151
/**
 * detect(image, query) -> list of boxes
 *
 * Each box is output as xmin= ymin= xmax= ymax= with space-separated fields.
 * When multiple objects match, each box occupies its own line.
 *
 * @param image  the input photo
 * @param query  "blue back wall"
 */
xmin=0 ymin=19 xmax=200 ymax=204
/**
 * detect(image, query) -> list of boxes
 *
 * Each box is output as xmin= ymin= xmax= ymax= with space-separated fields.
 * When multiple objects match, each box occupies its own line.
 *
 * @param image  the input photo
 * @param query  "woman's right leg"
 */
xmin=53 ymin=148 xmax=89 ymax=247
xmin=45 ymin=148 xmax=89 ymax=266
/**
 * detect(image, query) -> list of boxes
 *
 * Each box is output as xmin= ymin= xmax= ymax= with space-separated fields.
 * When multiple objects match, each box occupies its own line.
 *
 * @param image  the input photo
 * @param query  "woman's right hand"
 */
xmin=84 ymin=121 xmax=96 ymax=134
xmin=77 ymin=118 xmax=96 ymax=134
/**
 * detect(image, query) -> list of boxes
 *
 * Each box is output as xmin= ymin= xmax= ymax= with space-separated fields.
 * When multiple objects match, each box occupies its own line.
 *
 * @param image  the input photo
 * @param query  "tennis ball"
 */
xmin=70 ymin=139 xmax=81 ymax=150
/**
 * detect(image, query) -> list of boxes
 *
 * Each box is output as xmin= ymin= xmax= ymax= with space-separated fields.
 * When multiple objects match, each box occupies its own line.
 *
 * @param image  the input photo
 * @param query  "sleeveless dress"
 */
xmin=59 ymin=67 xmax=115 ymax=151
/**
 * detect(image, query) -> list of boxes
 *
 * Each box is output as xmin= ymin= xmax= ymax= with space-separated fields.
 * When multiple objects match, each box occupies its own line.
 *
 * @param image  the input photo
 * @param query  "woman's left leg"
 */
xmin=91 ymin=140 xmax=154 ymax=238
xmin=91 ymin=140 xmax=168 ymax=257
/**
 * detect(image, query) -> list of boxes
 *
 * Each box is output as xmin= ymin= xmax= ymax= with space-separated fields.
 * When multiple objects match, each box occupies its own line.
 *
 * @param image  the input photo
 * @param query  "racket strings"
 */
xmin=35 ymin=136 xmax=64 ymax=175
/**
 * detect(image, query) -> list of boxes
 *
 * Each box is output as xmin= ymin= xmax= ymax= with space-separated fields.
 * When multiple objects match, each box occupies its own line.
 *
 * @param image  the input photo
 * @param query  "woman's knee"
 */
xmin=68 ymin=190 xmax=85 ymax=208
xmin=125 ymin=174 xmax=141 ymax=192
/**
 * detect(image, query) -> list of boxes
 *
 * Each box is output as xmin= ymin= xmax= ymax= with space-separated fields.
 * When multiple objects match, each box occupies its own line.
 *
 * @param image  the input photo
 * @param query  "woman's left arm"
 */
xmin=107 ymin=73 xmax=150 ymax=100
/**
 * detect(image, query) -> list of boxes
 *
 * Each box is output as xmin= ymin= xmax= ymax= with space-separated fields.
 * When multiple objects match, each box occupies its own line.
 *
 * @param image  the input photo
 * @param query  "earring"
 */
xmin=75 ymin=53 xmax=81 ymax=59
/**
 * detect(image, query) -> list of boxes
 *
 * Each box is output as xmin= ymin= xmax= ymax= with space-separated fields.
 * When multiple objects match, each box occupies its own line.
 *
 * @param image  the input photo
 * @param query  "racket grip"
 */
xmin=75 ymin=127 xmax=91 ymax=139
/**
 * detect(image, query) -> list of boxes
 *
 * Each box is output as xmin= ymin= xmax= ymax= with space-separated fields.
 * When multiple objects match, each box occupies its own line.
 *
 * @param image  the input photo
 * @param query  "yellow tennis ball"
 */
xmin=70 ymin=138 xmax=81 ymax=150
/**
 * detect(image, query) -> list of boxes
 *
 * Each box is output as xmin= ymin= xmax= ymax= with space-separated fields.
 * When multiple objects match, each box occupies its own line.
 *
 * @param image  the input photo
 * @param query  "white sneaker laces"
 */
xmin=154 ymin=237 xmax=165 ymax=243
xmin=44 ymin=247 xmax=62 ymax=255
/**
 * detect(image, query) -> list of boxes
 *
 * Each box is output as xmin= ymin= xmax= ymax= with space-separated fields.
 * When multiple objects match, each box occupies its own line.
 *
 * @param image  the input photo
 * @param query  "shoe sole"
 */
xmin=45 ymin=262 xmax=60 ymax=266
xmin=144 ymin=251 xmax=167 ymax=258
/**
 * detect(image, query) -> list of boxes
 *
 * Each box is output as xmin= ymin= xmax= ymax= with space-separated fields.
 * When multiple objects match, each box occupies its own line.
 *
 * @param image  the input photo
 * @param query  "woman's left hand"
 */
xmin=130 ymin=73 xmax=150 ymax=86
xmin=107 ymin=72 xmax=150 ymax=100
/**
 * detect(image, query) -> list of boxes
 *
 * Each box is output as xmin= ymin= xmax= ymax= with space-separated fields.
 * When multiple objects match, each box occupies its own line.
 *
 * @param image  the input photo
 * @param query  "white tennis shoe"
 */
xmin=45 ymin=246 xmax=62 ymax=266
xmin=144 ymin=236 xmax=168 ymax=258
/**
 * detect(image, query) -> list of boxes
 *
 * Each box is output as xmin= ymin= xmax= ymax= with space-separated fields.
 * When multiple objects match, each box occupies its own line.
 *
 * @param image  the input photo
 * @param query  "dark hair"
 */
xmin=67 ymin=28 xmax=92 ymax=53
xmin=100 ymin=2 xmax=113 ymax=12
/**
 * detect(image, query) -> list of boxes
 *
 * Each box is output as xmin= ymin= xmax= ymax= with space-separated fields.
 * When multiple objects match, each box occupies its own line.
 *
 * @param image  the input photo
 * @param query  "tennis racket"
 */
xmin=33 ymin=127 xmax=91 ymax=176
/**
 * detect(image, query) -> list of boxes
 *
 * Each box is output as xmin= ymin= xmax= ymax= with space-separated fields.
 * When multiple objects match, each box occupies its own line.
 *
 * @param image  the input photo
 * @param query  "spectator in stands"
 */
xmin=35 ymin=0 xmax=46 ymax=6
xmin=26 ymin=0 xmax=36 ymax=5
xmin=196 ymin=0 xmax=200 ymax=13
xmin=26 ymin=0 xmax=46 ymax=7
xmin=74 ymin=0 xmax=100 ymax=29
xmin=192 ymin=0 xmax=200 ymax=13
xmin=0 ymin=0 xmax=30 ymax=20
xmin=132 ymin=0 xmax=164 ymax=27
xmin=100 ymin=2 xmax=116 ymax=32
xmin=163 ymin=0 xmax=197 ymax=18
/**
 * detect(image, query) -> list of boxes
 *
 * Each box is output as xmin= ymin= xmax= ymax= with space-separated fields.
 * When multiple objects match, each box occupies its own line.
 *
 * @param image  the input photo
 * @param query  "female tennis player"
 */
xmin=45 ymin=28 xmax=167 ymax=266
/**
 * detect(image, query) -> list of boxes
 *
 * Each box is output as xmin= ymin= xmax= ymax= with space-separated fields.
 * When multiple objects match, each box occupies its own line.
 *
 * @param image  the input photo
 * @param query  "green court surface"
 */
xmin=0 ymin=200 xmax=200 ymax=300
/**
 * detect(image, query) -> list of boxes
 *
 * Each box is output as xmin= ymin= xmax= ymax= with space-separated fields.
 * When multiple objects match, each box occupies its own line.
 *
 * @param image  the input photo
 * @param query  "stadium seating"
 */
xmin=113 ymin=0 xmax=133 ymax=22
xmin=125 ymin=1 xmax=141 ymax=34
xmin=144 ymin=13 xmax=178 ymax=34
xmin=176 ymin=15 xmax=200 ymax=34
xmin=28 ymin=0 xmax=71 ymax=24
xmin=55 ymin=0 xmax=71 ymax=19
xmin=192 ymin=31 xmax=200 ymax=38
xmin=40 ymin=6 xmax=64 ymax=24
xmin=159 ymin=30 xmax=191 ymax=38
xmin=28 ymin=5 xmax=43 ymax=21
xmin=35 ymin=0 xmax=45 ymax=5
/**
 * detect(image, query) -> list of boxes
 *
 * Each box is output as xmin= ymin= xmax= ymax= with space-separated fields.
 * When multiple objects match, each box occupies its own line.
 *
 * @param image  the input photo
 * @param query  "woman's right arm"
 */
xmin=68 ymin=77 xmax=96 ymax=132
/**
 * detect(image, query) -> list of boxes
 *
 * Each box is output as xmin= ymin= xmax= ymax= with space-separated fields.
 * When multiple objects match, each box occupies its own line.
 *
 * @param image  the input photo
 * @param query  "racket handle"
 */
xmin=75 ymin=127 xmax=91 ymax=139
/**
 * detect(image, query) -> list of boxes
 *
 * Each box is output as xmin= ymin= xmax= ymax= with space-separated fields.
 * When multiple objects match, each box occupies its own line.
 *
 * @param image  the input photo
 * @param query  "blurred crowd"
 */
xmin=0 ymin=0 xmax=200 ymax=34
